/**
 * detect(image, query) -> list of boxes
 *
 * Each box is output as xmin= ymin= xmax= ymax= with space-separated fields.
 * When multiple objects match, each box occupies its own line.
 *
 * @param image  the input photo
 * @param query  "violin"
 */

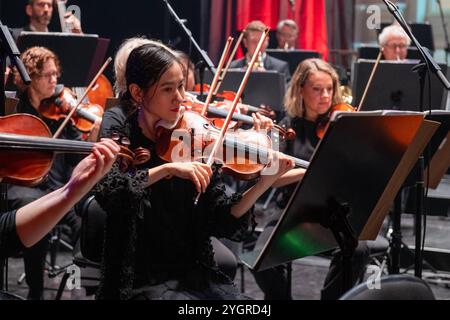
xmin=154 ymin=111 xmax=308 ymax=181
xmin=73 ymin=74 xmax=114 ymax=110
xmin=192 ymin=84 xmax=276 ymax=119
xmin=86 ymin=74 xmax=114 ymax=109
xmin=183 ymin=93 xmax=242 ymax=129
xmin=314 ymin=51 xmax=383 ymax=139
xmin=0 ymin=114 xmax=150 ymax=186
xmin=316 ymin=103 xmax=356 ymax=139
xmin=39 ymin=86 xmax=104 ymax=133
xmin=182 ymin=96 xmax=296 ymax=141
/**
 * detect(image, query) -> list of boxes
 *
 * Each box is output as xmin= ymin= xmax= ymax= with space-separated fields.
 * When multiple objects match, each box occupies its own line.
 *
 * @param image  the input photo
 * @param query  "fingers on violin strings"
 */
xmin=252 ymin=113 xmax=261 ymax=130
xmin=95 ymin=142 xmax=116 ymax=160
xmin=195 ymin=164 xmax=211 ymax=188
xmin=92 ymin=147 xmax=105 ymax=168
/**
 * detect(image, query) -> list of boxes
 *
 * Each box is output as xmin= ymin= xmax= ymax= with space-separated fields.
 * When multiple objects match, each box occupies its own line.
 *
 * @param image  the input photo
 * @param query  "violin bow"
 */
xmin=356 ymin=51 xmax=382 ymax=112
xmin=213 ymin=30 xmax=245 ymax=96
xmin=194 ymin=26 xmax=270 ymax=205
xmin=199 ymin=37 xmax=234 ymax=116
xmin=53 ymin=57 xmax=112 ymax=138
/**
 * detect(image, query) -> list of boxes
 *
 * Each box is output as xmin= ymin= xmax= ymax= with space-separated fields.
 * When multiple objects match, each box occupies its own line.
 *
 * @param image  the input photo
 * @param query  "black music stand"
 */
xmin=266 ymin=49 xmax=321 ymax=75
xmin=17 ymin=31 xmax=99 ymax=87
xmin=204 ymin=70 xmax=286 ymax=112
xmin=357 ymin=44 xmax=421 ymax=60
xmin=352 ymin=59 xmax=449 ymax=111
xmin=423 ymin=111 xmax=450 ymax=189
xmin=240 ymin=111 xmax=438 ymax=293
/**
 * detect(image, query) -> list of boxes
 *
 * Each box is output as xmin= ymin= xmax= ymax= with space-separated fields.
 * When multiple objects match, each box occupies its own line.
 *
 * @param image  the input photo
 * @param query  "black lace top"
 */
xmin=95 ymin=105 xmax=254 ymax=299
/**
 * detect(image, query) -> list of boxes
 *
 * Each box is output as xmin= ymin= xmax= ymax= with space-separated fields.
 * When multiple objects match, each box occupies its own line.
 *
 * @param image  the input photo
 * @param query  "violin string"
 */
xmin=0 ymin=133 xmax=94 ymax=153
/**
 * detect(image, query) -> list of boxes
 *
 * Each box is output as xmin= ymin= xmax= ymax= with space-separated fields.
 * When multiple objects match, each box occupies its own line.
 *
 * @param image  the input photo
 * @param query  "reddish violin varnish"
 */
xmin=0 ymin=114 xmax=142 ymax=186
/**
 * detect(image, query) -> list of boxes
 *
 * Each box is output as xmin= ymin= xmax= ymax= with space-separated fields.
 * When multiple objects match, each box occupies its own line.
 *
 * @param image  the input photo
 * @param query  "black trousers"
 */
xmin=7 ymin=184 xmax=81 ymax=299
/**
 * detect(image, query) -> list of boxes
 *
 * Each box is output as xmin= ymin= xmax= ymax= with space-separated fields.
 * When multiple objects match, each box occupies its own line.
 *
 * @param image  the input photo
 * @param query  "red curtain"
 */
xmin=208 ymin=0 xmax=329 ymax=62
xmin=235 ymin=0 xmax=328 ymax=60
xmin=235 ymin=0 xmax=281 ymax=31
xmin=296 ymin=0 xmax=329 ymax=60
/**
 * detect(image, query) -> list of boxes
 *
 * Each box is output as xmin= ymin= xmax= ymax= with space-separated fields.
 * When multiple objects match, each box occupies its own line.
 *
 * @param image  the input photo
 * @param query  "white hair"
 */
xmin=378 ymin=24 xmax=411 ymax=47
xmin=276 ymin=19 xmax=298 ymax=33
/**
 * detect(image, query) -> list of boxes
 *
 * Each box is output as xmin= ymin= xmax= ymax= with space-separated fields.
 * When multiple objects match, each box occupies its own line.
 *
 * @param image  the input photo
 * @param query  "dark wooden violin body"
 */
xmin=155 ymin=111 xmax=308 ymax=181
xmin=39 ymin=86 xmax=104 ymax=133
xmin=0 ymin=114 xmax=149 ymax=186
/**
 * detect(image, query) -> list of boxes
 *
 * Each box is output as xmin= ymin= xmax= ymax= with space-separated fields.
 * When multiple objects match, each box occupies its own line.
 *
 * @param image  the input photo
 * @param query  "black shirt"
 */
xmin=95 ymin=103 xmax=253 ymax=299
xmin=279 ymin=115 xmax=320 ymax=161
xmin=0 ymin=210 xmax=25 ymax=259
xmin=277 ymin=115 xmax=320 ymax=207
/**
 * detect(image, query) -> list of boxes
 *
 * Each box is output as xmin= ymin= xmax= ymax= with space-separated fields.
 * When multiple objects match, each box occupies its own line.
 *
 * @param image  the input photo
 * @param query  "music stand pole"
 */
xmin=324 ymin=198 xmax=358 ymax=292
xmin=162 ymin=0 xmax=215 ymax=100
xmin=390 ymin=191 xmax=403 ymax=274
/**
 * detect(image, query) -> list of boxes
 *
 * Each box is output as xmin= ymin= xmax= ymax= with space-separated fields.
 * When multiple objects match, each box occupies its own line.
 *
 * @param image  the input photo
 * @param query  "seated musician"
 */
xmin=93 ymin=42 xmax=296 ymax=300
xmin=230 ymin=20 xmax=291 ymax=83
xmin=106 ymin=38 xmax=273 ymax=139
xmin=0 ymin=140 xmax=119 ymax=260
xmin=8 ymin=46 xmax=99 ymax=299
xmin=251 ymin=58 xmax=371 ymax=300
xmin=276 ymin=19 xmax=299 ymax=50
xmin=379 ymin=23 xmax=411 ymax=61
xmin=18 ymin=0 xmax=82 ymax=34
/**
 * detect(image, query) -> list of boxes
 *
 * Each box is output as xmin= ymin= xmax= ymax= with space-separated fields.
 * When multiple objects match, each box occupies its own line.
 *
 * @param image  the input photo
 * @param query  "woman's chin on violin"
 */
xmin=129 ymin=62 xmax=186 ymax=128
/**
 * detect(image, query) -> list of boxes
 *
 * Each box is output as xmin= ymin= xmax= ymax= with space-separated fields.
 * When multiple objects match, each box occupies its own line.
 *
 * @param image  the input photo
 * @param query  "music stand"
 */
xmin=240 ymin=111 xmax=438 ymax=292
xmin=357 ymin=44 xmax=421 ymax=60
xmin=204 ymin=70 xmax=286 ymax=111
xmin=423 ymin=111 xmax=450 ymax=189
xmin=86 ymin=37 xmax=110 ymax=83
xmin=266 ymin=49 xmax=321 ymax=75
xmin=352 ymin=59 xmax=449 ymax=111
xmin=17 ymin=31 xmax=99 ymax=87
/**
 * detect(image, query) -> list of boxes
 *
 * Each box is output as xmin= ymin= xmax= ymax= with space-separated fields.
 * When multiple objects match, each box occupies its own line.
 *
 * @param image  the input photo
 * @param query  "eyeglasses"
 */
xmin=35 ymin=71 xmax=60 ymax=80
xmin=384 ymin=43 xmax=408 ymax=50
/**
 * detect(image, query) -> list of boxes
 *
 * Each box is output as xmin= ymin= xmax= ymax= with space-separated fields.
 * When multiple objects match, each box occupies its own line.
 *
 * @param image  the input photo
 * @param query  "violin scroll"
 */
xmin=110 ymin=132 xmax=151 ymax=170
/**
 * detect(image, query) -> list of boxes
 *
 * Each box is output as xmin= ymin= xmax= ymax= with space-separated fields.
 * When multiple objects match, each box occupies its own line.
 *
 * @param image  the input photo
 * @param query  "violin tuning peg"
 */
xmin=111 ymin=131 xmax=120 ymax=141
xmin=120 ymin=136 xmax=131 ymax=146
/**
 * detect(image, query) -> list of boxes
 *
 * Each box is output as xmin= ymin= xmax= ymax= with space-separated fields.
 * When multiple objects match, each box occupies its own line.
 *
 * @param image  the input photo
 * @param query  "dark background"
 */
xmin=0 ymin=0 xmax=211 ymax=80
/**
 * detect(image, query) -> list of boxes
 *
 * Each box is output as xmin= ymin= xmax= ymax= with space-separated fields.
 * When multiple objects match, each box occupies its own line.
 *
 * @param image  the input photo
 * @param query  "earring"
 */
xmin=298 ymin=96 xmax=304 ymax=115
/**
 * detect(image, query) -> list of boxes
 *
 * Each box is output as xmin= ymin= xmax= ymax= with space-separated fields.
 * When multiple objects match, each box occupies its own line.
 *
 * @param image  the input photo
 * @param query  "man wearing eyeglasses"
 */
xmin=379 ymin=24 xmax=411 ymax=61
xmin=276 ymin=19 xmax=299 ymax=50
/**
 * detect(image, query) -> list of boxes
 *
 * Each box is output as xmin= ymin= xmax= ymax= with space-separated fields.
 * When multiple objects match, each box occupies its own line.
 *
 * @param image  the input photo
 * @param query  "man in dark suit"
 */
xmin=230 ymin=20 xmax=291 ymax=83
xmin=11 ymin=0 xmax=82 ymax=41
